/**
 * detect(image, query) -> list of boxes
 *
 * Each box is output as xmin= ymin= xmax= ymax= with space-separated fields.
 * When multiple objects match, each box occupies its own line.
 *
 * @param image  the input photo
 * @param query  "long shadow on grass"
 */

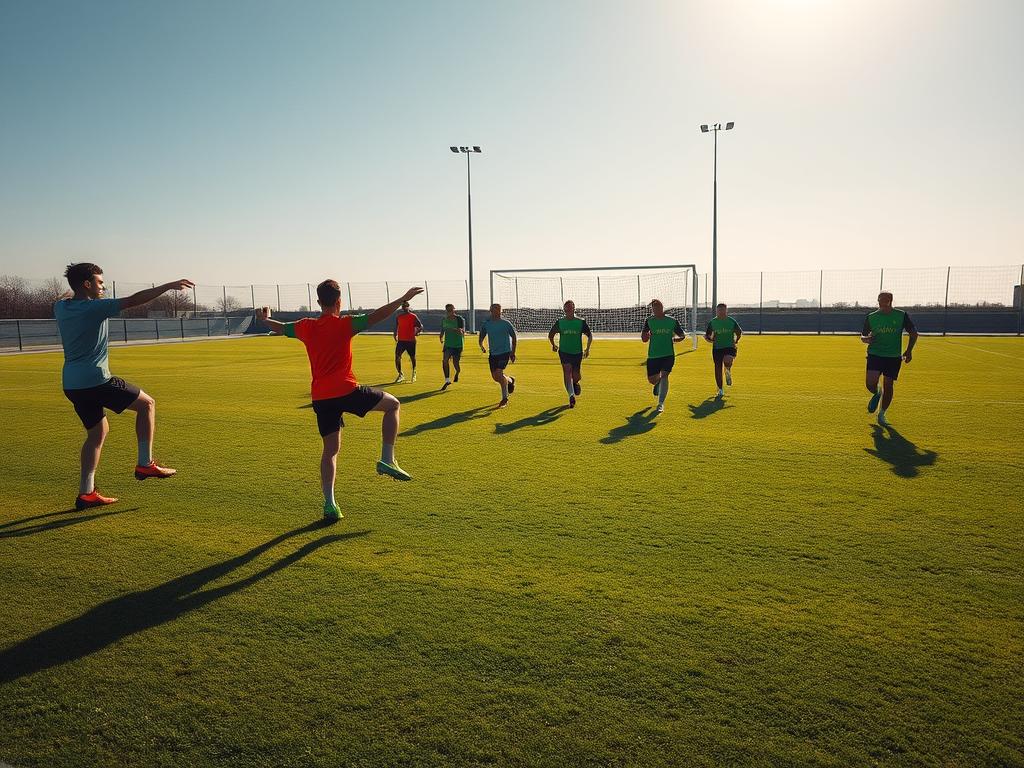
xmin=494 ymin=405 xmax=570 ymax=434
xmin=636 ymin=348 xmax=695 ymax=365
xmin=600 ymin=407 xmax=658 ymax=444
xmin=400 ymin=388 xmax=448 ymax=405
xmin=0 ymin=508 xmax=136 ymax=540
xmin=0 ymin=522 xmax=369 ymax=683
xmin=864 ymin=425 xmax=938 ymax=478
xmin=400 ymin=404 xmax=496 ymax=436
xmin=688 ymin=395 xmax=731 ymax=419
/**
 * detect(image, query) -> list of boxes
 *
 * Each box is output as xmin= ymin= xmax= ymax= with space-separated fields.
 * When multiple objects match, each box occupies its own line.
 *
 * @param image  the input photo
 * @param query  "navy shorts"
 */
xmin=867 ymin=354 xmax=902 ymax=380
xmin=312 ymin=386 xmax=385 ymax=437
xmin=489 ymin=353 xmax=512 ymax=371
xmin=443 ymin=346 xmax=463 ymax=363
xmin=558 ymin=351 xmax=583 ymax=370
xmin=646 ymin=355 xmax=675 ymax=377
xmin=712 ymin=346 xmax=737 ymax=363
xmin=395 ymin=340 xmax=417 ymax=357
xmin=64 ymin=376 xmax=141 ymax=430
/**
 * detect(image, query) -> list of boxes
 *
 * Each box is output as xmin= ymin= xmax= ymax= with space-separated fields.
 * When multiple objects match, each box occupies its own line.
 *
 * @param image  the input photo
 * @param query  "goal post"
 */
xmin=489 ymin=264 xmax=699 ymax=348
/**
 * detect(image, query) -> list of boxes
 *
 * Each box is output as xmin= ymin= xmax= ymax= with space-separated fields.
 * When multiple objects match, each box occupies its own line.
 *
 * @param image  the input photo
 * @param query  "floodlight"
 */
xmin=700 ymin=124 xmax=709 ymax=132
xmin=726 ymin=122 xmax=735 ymax=130
xmin=450 ymin=146 xmax=459 ymax=153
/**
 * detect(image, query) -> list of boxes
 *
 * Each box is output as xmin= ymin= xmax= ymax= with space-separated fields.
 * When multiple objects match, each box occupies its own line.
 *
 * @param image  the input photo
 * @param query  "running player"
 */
xmin=704 ymin=303 xmax=742 ymax=396
xmin=478 ymin=303 xmax=517 ymax=408
xmin=394 ymin=301 xmax=422 ymax=382
xmin=862 ymin=291 xmax=918 ymax=426
xmin=55 ymin=263 xmax=194 ymax=511
xmin=258 ymin=281 xmax=423 ymax=521
xmin=641 ymin=299 xmax=687 ymax=413
xmin=548 ymin=300 xmax=593 ymax=408
xmin=439 ymin=303 xmax=466 ymax=390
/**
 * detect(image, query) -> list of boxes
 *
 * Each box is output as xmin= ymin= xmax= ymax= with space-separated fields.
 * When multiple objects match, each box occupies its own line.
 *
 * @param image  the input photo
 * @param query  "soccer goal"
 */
xmin=489 ymin=265 xmax=699 ymax=347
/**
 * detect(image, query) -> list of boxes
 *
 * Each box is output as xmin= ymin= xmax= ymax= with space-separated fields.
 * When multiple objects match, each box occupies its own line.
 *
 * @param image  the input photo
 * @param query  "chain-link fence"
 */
xmin=2 ymin=266 xmax=1022 ymax=350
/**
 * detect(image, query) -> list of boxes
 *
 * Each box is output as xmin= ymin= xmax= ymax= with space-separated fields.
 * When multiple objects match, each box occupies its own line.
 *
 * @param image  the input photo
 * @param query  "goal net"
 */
xmin=489 ymin=265 xmax=698 ymax=345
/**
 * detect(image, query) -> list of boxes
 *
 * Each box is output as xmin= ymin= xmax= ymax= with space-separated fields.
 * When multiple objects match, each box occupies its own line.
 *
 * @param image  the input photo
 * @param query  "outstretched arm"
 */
xmin=119 ymin=279 xmax=195 ymax=311
xmin=256 ymin=307 xmax=288 ymax=335
xmin=367 ymin=287 xmax=424 ymax=328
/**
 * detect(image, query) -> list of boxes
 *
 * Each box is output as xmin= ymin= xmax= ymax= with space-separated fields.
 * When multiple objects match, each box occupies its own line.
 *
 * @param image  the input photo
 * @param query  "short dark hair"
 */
xmin=402 ymin=301 xmax=410 ymax=309
xmin=317 ymin=279 xmax=341 ymax=306
xmin=64 ymin=263 xmax=103 ymax=290
xmin=716 ymin=302 xmax=727 ymax=309
xmin=445 ymin=303 xmax=455 ymax=311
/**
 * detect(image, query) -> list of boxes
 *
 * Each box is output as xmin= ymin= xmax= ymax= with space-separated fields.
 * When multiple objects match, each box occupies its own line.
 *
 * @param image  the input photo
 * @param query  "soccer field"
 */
xmin=1 ymin=335 xmax=1022 ymax=767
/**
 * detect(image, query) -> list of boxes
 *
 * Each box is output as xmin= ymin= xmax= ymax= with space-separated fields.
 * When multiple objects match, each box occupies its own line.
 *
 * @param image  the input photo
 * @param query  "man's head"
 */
xmin=877 ymin=292 xmax=894 ymax=311
xmin=445 ymin=303 xmax=455 ymax=317
xmin=564 ymin=299 xmax=575 ymax=317
xmin=401 ymin=301 xmax=410 ymax=312
xmin=316 ymin=280 xmax=342 ymax=312
xmin=64 ymin=263 xmax=105 ymax=299
xmin=650 ymin=298 xmax=664 ymax=317
xmin=490 ymin=303 xmax=502 ymax=319
xmin=716 ymin=302 xmax=728 ymax=319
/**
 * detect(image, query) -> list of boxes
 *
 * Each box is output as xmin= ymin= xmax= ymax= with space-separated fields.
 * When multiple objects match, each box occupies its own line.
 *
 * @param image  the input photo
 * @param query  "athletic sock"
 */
xmin=445 ymin=377 xmax=451 ymax=384
xmin=659 ymin=378 xmax=669 ymax=405
xmin=138 ymin=443 xmax=152 ymax=466
xmin=500 ymin=378 xmax=509 ymax=399
xmin=565 ymin=380 xmax=574 ymax=396
xmin=79 ymin=470 xmax=96 ymax=496
xmin=381 ymin=444 xmax=396 ymax=465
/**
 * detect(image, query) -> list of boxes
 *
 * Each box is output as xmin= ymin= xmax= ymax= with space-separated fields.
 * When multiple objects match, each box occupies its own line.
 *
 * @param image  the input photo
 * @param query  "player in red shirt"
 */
xmin=393 ymin=301 xmax=422 ymax=382
xmin=257 ymin=280 xmax=423 ymax=521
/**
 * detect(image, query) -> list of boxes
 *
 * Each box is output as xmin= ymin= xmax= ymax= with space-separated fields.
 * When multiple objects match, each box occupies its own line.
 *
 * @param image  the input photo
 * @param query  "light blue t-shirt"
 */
xmin=54 ymin=298 xmax=123 ymax=389
xmin=479 ymin=317 xmax=516 ymax=356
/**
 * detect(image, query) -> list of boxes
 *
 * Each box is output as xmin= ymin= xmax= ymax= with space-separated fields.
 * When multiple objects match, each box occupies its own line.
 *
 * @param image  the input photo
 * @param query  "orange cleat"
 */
xmin=75 ymin=489 xmax=118 ymax=511
xmin=134 ymin=461 xmax=177 ymax=480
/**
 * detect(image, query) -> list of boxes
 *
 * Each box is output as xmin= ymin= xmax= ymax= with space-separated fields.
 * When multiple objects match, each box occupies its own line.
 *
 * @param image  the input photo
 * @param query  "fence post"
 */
xmin=250 ymin=285 xmax=255 ymax=311
xmin=155 ymin=318 xmax=160 ymax=341
xmin=207 ymin=318 xmax=211 ymax=337
xmin=193 ymin=286 xmax=198 ymax=317
xmin=16 ymin=319 xmax=22 ymax=351
xmin=112 ymin=281 xmax=117 ymax=299
xmin=637 ymin=275 xmax=641 ymax=306
xmin=180 ymin=316 xmax=184 ymax=339
xmin=758 ymin=271 xmax=763 ymax=335
xmin=276 ymin=284 xmax=281 ymax=312
xmin=222 ymin=286 xmax=228 ymax=335
xmin=1018 ymin=264 xmax=1023 ymax=337
xmin=123 ymin=318 xmax=128 ymax=343
xmin=597 ymin=276 xmax=601 ymax=311
xmin=879 ymin=269 xmax=884 ymax=292
xmin=817 ymin=270 xmax=823 ymax=335
xmin=385 ymin=283 xmax=390 ymax=303
xmin=347 ymin=282 xmax=353 ymax=311
xmin=307 ymin=283 xmax=312 ymax=311
xmin=943 ymin=266 xmax=951 ymax=336
xmin=424 ymin=280 xmax=430 ymax=310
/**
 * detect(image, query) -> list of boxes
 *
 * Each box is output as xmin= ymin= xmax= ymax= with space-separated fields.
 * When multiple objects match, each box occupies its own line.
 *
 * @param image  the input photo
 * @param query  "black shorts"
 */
xmin=312 ymin=386 xmax=385 ymax=437
xmin=64 ymin=376 xmax=141 ymax=430
xmin=867 ymin=354 xmax=902 ymax=380
xmin=443 ymin=346 xmax=463 ymax=362
xmin=646 ymin=355 xmax=675 ymax=377
xmin=712 ymin=346 xmax=738 ymax=363
xmin=395 ymin=340 xmax=417 ymax=356
xmin=558 ymin=351 xmax=583 ymax=370
xmin=489 ymin=353 xmax=512 ymax=371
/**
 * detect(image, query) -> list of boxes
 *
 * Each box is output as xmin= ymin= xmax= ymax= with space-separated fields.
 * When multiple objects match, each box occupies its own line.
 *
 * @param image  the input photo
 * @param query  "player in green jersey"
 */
xmin=548 ymin=300 xmax=593 ymax=408
xmin=641 ymin=299 xmax=687 ymax=413
xmin=439 ymin=303 xmax=466 ymax=390
xmin=861 ymin=292 xmax=918 ymax=426
xmin=704 ymin=303 xmax=742 ymax=396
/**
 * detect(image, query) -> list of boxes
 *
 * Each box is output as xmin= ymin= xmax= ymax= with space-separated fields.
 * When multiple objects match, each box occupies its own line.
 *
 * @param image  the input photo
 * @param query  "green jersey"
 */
xmin=642 ymin=315 xmax=684 ymax=359
xmin=441 ymin=315 xmax=466 ymax=348
xmin=863 ymin=309 xmax=915 ymax=358
xmin=549 ymin=316 xmax=592 ymax=354
xmin=705 ymin=316 xmax=741 ymax=349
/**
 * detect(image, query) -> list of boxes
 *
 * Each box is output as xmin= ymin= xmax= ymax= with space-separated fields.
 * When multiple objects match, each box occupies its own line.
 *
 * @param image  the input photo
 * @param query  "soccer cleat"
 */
xmin=75 ymin=489 xmax=118 ymax=511
xmin=395 ymin=373 xmax=405 ymax=383
xmin=573 ymin=381 xmax=581 ymax=396
xmin=441 ymin=381 xmax=451 ymax=391
xmin=655 ymin=403 xmax=665 ymax=414
xmin=725 ymin=370 xmax=732 ymax=386
xmin=569 ymin=395 xmax=576 ymax=409
xmin=717 ymin=388 xmax=724 ymax=397
xmin=411 ymin=371 xmax=417 ymax=382
xmin=867 ymin=389 xmax=882 ymax=413
xmin=507 ymin=376 xmax=516 ymax=394
xmin=323 ymin=501 xmax=343 ymax=522
xmin=498 ymin=398 xmax=509 ymax=408
xmin=135 ymin=461 xmax=177 ymax=480
xmin=454 ymin=371 xmax=460 ymax=383
xmin=877 ymin=411 xmax=889 ymax=427
xmin=376 ymin=460 xmax=412 ymax=481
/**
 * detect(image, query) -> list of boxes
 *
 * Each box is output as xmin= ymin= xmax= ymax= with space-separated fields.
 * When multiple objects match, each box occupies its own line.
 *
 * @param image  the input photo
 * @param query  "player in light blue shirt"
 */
xmin=56 ymin=263 xmax=194 ymax=510
xmin=478 ymin=303 xmax=518 ymax=407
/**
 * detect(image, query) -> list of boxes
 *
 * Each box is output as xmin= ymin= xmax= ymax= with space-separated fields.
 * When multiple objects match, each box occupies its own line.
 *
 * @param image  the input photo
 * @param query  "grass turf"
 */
xmin=0 ymin=334 xmax=1022 ymax=767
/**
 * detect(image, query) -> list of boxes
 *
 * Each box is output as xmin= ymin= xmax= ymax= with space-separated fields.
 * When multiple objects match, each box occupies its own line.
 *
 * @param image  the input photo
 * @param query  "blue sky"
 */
xmin=1 ymin=0 xmax=1021 ymax=285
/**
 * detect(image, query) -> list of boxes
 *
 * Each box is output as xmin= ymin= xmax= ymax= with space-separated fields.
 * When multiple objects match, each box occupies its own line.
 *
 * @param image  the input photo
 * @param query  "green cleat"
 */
xmin=323 ymin=502 xmax=343 ymax=522
xmin=376 ymin=460 xmax=412 ymax=481
xmin=868 ymin=389 xmax=882 ymax=413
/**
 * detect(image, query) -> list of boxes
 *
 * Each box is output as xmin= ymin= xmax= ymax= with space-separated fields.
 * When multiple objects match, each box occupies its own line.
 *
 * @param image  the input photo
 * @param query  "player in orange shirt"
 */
xmin=393 ymin=301 xmax=423 ymax=382
xmin=257 ymin=280 xmax=423 ymax=521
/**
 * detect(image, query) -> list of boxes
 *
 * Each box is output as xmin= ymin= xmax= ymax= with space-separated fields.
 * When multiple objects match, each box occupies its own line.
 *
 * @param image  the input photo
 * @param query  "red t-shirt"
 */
xmin=395 ymin=312 xmax=421 ymax=342
xmin=285 ymin=314 xmax=369 ymax=400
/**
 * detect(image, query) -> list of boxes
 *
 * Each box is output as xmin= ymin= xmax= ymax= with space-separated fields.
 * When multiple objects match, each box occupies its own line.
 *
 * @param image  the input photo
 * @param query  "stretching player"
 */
xmin=862 ymin=291 xmax=918 ymax=426
xmin=704 ymin=303 xmax=742 ymax=396
xmin=439 ymin=304 xmax=466 ymax=389
xmin=394 ymin=300 xmax=422 ymax=382
xmin=548 ymin=300 xmax=593 ymax=408
xmin=641 ymin=299 xmax=687 ymax=414
xmin=478 ymin=303 xmax=517 ymax=408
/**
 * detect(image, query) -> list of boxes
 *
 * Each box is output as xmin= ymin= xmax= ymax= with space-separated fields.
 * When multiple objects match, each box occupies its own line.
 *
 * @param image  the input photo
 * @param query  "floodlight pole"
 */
xmin=450 ymin=145 xmax=482 ymax=333
xmin=701 ymin=122 xmax=734 ymax=311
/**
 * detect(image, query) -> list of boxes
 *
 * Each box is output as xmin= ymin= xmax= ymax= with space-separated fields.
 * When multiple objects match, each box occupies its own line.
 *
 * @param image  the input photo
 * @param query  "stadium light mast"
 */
xmin=700 ymin=122 xmax=734 ymax=310
xmin=450 ymin=145 xmax=482 ymax=333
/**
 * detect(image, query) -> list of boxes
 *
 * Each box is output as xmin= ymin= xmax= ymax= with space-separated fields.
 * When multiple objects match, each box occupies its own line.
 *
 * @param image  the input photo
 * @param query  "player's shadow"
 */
xmin=864 ymin=425 xmax=938 ymax=478
xmin=0 ymin=508 xmax=136 ymax=540
xmin=688 ymin=395 xmax=731 ymax=419
xmin=0 ymin=522 xmax=369 ymax=683
xmin=401 ymin=405 xmax=496 ymax=436
xmin=600 ymin=408 xmax=659 ymax=444
xmin=400 ymin=389 xmax=448 ymax=404
xmin=494 ymin=405 xmax=570 ymax=434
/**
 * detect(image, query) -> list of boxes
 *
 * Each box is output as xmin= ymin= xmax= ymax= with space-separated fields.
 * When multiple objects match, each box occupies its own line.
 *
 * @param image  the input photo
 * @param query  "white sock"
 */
xmin=445 ymin=377 xmax=451 ymax=384
xmin=566 ymin=380 xmax=574 ymax=396
xmin=381 ymin=444 xmax=395 ymax=465
xmin=659 ymin=377 xmax=669 ymax=404
xmin=80 ymin=470 xmax=95 ymax=496
xmin=138 ymin=443 xmax=151 ymax=466
xmin=500 ymin=378 xmax=509 ymax=399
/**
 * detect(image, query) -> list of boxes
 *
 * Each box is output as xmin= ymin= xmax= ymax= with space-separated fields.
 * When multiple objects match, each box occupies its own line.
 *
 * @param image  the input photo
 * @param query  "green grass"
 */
xmin=1 ymin=334 xmax=1022 ymax=767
